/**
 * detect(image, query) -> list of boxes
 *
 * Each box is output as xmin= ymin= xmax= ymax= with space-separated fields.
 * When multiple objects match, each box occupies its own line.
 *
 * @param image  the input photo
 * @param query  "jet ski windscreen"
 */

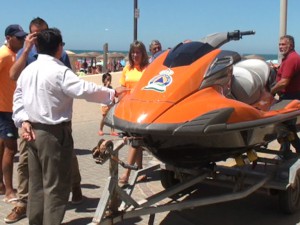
xmin=163 ymin=42 xmax=214 ymax=68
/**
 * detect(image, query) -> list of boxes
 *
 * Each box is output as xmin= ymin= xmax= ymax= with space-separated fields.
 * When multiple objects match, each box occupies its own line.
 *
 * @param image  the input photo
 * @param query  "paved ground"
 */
xmin=1 ymin=73 xmax=300 ymax=225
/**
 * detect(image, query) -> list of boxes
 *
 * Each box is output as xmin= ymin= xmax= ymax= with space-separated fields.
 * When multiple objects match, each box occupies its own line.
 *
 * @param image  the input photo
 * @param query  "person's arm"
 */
xmin=62 ymin=69 xmax=116 ymax=105
xmin=9 ymin=33 xmax=37 ymax=80
xmin=12 ymin=79 xmax=30 ymax=128
xmin=13 ymin=84 xmax=36 ymax=141
xmin=270 ymin=78 xmax=290 ymax=95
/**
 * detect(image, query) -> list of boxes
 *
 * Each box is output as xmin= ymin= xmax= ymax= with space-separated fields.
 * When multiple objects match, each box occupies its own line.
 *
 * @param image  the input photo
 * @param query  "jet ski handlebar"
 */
xmin=228 ymin=30 xmax=256 ymax=40
xmin=200 ymin=30 xmax=255 ymax=49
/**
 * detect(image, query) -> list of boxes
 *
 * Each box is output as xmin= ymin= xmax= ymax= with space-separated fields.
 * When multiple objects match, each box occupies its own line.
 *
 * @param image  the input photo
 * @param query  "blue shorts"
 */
xmin=0 ymin=112 xmax=18 ymax=139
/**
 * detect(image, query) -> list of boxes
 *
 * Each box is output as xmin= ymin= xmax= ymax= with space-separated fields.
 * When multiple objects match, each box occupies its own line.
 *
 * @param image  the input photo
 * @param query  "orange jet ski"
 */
xmin=105 ymin=30 xmax=300 ymax=169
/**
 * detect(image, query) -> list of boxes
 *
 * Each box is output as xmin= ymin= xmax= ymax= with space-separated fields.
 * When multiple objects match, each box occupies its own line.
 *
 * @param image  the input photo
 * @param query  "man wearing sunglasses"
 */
xmin=0 ymin=24 xmax=27 ymax=209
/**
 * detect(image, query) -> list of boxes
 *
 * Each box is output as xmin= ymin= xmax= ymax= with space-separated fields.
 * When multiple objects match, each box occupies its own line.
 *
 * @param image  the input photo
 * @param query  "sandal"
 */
xmin=110 ymin=132 xmax=119 ymax=136
xmin=118 ymin=176 xmax=128 ymax=184
xmin=137 ymin=174 xmax=147 ymax=183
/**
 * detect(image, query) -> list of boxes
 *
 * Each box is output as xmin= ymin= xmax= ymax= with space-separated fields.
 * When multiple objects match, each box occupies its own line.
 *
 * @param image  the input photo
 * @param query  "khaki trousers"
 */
xmin=17 ymin=129 xmax=81 ymax=207
xmin=27 ymin=122 xmax=73 ymax=225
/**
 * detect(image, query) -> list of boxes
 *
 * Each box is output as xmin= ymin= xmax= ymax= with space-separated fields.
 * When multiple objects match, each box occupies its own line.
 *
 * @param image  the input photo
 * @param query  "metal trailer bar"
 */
xmin=90 ymin=169 xmax=270 ymax=225
xmin=89 ymin=140 xmax=300 ymax=225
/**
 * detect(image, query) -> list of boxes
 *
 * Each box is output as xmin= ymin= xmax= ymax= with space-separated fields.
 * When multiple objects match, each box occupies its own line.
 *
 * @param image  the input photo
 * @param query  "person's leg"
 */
xmin=30 ymin=123 xmax=73 ymax=225
xmin=136 ymin=148 xmax=147 ymax=182
xmin=136 ymin=147 xmax=143 ymax=169
xmin=98 ymin=116 xmax=105 ymax=135
xmin=4 ymin=138 xmax=28 ymax=223
xmin=119 ymin=147 xmax=137 ymax=183
xmin=2 ymin=138 xmax=17 ymax=200
xmin=286 ymin=119 xmax=300 ymax=153
xmin=71 ymin=152 xmax=83 ymax=204
xmin=0 ymin=139 xmax=5 ymax=194
xmin=27 ymin=141 xmax=44 ymax=225
xmin=16 ymin=137 xmax=29 ymax=206
xmin=4 ymin=117 xmax=28 ymax=223
xmin=0 ymin=113 xmax=18 ymax=198
xmin=99 ymin=106 xmax=108 ymax=136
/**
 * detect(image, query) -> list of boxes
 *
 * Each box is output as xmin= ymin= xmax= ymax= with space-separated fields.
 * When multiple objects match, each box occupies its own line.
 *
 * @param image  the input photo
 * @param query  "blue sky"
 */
xmin=1 ymin=0 xmax=299 ymax=54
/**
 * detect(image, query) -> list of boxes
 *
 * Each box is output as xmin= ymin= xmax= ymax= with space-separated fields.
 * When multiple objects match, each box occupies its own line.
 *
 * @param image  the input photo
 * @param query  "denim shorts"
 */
xmin=0 ymin=112 xmax=18 ymax=139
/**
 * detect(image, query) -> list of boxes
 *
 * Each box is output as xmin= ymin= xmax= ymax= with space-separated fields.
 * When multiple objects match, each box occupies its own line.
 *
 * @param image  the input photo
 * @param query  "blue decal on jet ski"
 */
xmin=143 ymin=69 xmax=174 ymax=92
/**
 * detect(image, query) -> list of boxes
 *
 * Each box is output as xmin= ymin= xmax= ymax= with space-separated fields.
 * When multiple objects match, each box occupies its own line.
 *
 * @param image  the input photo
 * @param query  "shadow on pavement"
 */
xmin=66 ymin=196 xmax=100 ymax=213
xmin=62 ymin=217 xmax=93 ymax=225
xmin=81 ymin=183 xmax=100 ymax=189
xmin=158 ymin=183 xmax=300 ymax=225
xmin=74 ymin=148 xmax=92 ymax=156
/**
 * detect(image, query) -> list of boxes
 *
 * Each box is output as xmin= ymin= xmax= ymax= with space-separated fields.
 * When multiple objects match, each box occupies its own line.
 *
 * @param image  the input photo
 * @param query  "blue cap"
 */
xmin=5 ymin=24 xmax=27 ymax=37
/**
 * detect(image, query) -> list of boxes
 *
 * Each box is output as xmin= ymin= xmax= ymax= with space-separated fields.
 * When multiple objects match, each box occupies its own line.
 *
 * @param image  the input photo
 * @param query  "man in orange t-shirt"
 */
xmin=0 ymin=24 xmax=26 ymax=202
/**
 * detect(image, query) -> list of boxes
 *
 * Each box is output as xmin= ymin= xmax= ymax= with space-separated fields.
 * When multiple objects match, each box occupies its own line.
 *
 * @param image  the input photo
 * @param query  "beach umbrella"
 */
xmin=86 ymin=51 xmax=101 ymax=57
xmin=107 ymin=52 xmax=126 ymax=59
xmin=75 ymin=52 xmax=102 ymax=67
xmin=97 ymin=52 xmax=125 ymax=61
xmin=65 ymin=50 xmax=76 ymax=55
xmin=75 ymin=52 xmax=100 ymax=58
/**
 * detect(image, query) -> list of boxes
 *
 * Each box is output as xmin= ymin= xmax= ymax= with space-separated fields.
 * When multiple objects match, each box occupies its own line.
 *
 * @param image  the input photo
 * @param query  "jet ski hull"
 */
xmin=106 ymin=30 xmax=300 ymax=169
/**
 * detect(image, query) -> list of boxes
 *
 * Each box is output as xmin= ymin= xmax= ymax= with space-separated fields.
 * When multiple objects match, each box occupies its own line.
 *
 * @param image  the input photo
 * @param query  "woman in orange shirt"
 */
xmin=119 ymin=40 xmax=149 ymax=184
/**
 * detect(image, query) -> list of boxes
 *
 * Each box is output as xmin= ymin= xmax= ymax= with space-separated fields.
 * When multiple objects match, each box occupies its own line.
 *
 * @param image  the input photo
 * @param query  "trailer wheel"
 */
xmin=278 ymin=170 xmax=300 ymax=214
xmin=160 ymin=169 xmax=179 ymax=189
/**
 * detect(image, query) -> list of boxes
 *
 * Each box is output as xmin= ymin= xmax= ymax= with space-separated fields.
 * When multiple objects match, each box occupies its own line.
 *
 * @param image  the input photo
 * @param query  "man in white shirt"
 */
xmin=12 ymin=28 xmax=116 ymax=225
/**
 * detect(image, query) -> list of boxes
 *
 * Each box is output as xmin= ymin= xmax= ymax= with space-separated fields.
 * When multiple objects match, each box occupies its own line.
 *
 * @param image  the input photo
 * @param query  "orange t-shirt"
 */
xmin=0 ymin=45 xmax=16 ymax=112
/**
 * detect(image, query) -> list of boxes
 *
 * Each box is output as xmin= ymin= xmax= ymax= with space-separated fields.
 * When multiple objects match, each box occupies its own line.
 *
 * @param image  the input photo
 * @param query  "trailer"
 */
xmin=88 ymin=139 xmax=300 ymax=225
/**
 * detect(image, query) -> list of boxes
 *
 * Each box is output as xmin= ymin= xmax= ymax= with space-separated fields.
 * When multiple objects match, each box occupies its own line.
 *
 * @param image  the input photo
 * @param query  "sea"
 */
xmin=71 ymin=49 xmax=128 ymax=56
xmin=71 ymin=49 xmax=278 ymax=62
xmin=243 ymin=53 xmax=279 ymax=61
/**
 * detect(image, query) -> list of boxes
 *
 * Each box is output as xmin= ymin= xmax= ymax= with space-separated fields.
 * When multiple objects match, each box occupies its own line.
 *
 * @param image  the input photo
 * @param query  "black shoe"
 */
xmin=71 ymin=186 xmax=83 ymax=205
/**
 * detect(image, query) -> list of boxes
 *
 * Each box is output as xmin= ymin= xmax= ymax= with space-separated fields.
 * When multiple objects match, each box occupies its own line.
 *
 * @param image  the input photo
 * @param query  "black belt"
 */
xmin=31 ymin=121 xmax=71 ymax=129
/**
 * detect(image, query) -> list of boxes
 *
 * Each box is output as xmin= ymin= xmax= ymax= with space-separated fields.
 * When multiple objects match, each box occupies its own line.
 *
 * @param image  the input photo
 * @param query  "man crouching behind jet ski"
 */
xmin=271 ymin=35 xmax=300 ymax=155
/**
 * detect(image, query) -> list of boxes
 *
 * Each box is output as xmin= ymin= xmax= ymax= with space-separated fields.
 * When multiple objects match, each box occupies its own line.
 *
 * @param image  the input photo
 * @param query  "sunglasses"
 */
xmin=152 ymin=47 xmax=161 ymax=51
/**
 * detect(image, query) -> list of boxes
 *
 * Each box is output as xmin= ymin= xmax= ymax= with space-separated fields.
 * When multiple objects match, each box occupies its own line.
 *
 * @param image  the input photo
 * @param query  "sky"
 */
xmin=1 ymin=0 xmax=299 ymax=55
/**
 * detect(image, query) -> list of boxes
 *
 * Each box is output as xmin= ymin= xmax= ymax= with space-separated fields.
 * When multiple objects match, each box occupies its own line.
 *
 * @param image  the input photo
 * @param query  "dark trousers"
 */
xmin=279 ymin=94 xmax=300 ymax=153
xmin=27 ymin=122 xmax=73 ymax=225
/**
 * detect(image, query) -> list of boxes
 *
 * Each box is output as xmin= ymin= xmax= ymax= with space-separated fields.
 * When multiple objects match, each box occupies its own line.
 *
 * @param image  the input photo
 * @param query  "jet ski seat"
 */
xmin=231 ymin=59 xmax=270 ymax=105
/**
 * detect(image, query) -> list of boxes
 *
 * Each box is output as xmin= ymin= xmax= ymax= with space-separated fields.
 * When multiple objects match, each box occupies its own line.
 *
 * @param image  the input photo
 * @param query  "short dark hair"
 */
xmin=102 ymin=72 xmax=112 ymax=83
xmin=29 ymin=17 xmax=48 ymax=33
xmin=36 ymin=28 xmax=63 ymax=56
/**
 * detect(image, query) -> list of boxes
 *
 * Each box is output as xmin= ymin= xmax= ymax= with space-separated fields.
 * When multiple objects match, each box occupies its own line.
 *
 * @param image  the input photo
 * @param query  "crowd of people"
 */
xmin=0 ymin=18 xmax=120 ymax=225
xmin=75 ymin=40 xmax=162 ymax=76
xmin=2 ymin=15 xmax=300 ymax=225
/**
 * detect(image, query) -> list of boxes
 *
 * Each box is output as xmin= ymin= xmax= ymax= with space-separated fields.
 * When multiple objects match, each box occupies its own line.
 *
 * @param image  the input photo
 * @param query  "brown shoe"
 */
xmin=71 ymin=186 xmax=83 ymax=205
xmin=4 ymin=206 xmax=26 ymax=223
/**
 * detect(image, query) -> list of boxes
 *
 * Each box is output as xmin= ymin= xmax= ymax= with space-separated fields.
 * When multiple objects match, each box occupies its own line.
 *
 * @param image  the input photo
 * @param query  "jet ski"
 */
xmin=105 ymin=30 xmax=300 ymax=169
